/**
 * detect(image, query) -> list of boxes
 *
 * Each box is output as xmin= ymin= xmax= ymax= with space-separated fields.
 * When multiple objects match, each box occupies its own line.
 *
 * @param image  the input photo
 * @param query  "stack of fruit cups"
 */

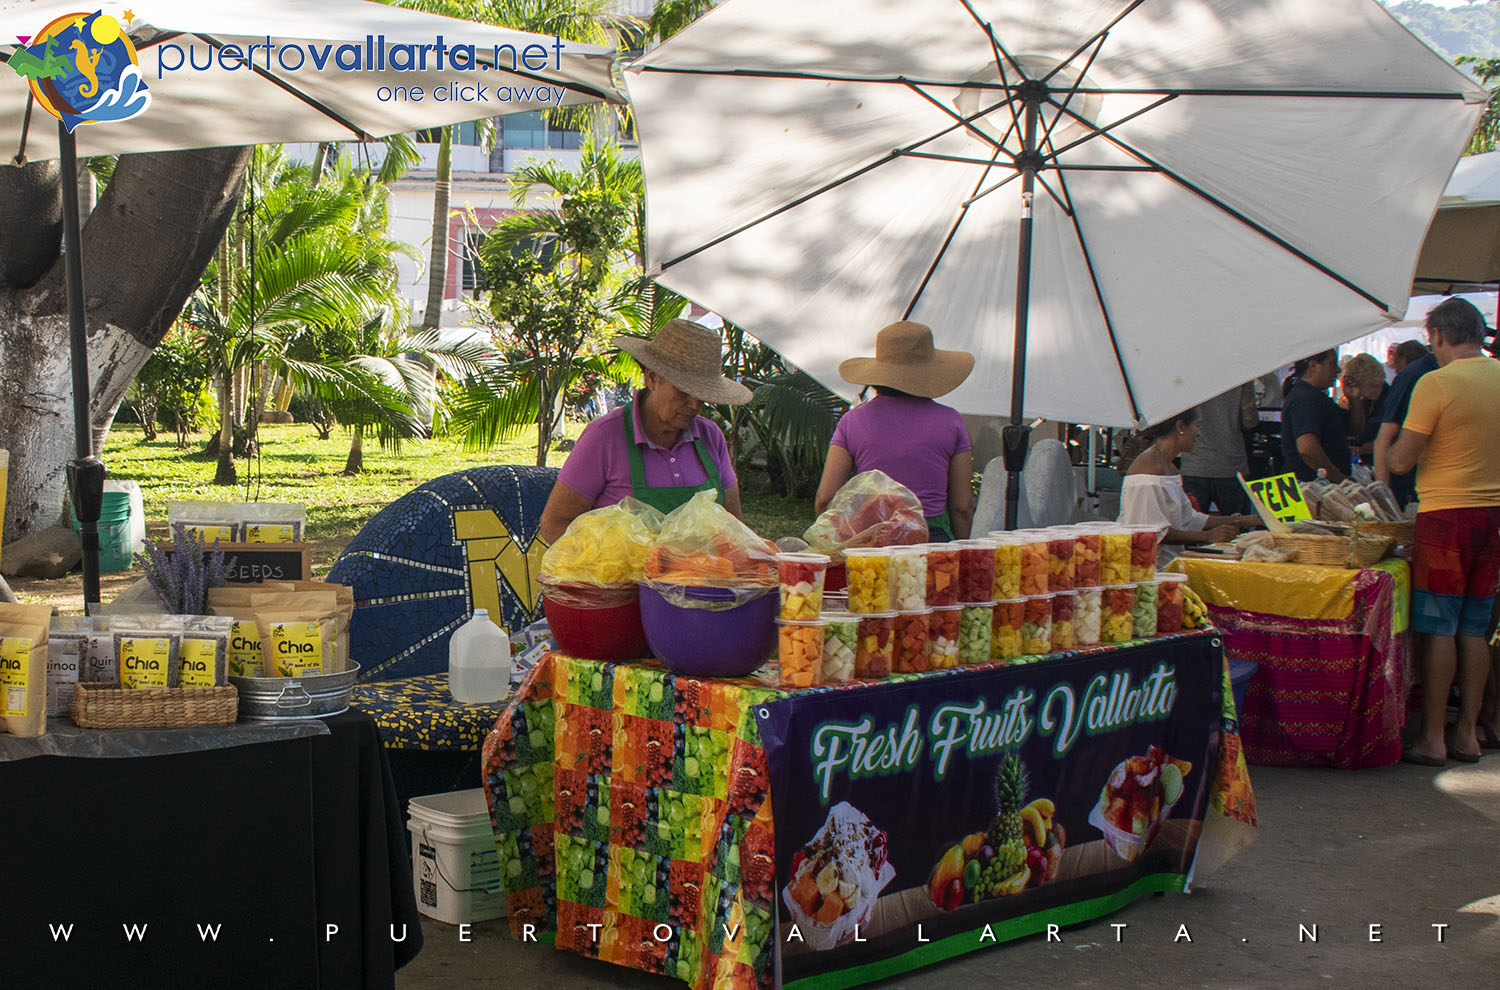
xmin=855 ymin=611 xmax=896 ymax=678
xmin=1022 ymin=593 xmax=1054 ymax=657
xmin=1098 ymin=526 xmax=1131 ymax=586
xmin=888 ymin=546 xmax=928 ymax=611
xmin=989 ymin=533 xmax=1023 ymax=601
xmin=844 ymin=548 xmax=893 ymax=613
xmin=956 ymin=539 xmax=997 ymax=604
xmin=821 ymin=612 xmax=859 ymax=682
xmin=991 ymin=599 xmax=1024 ymax=661
xmin=1127 ymin=525 xmax=1159 ymax=582
xmin=1071 ymin=527 xmax=1102 ymax=588
xmin=959 ymin=602 xmax=994 ymax=665
xmin=1074 ymin=586 xmax=1103 ymax=646
xmin=1045 ymin=531 xmax=1076 ymax=592
xmin=1016 ymin=531 xmax=1050 ymax=597
xmin=775 ymin=552 xmax=829 ymax=620
xmin=894 ymin=609 xmax=931 ymax=673
xmin=1101 ymin=584 xmax=1136 ymax=644
xmin=924 ymin=544 xmax=961 ymax=607
xmin=928 ymin=605 xmax=962 ymax=669
xmin=1131 ymin=580 xmax=1160 ymax=639
xmin=1155 ymin=573 xmax=1189 ymax=636
xmin=1051 ymin=590 xmax=1077 ymax=651
xmin=777 ymin=618 xmax=825 ymax=688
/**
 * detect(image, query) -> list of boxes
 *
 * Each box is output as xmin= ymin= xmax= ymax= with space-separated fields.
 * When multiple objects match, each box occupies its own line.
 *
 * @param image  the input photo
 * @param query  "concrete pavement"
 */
xmin=397 ymin=759 xmax=1500 ymax=989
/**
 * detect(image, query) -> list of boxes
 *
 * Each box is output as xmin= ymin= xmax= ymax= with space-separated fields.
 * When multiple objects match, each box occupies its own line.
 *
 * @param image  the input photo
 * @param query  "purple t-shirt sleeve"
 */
xmin=556 ymin=414 xmax=613 ymax=503
xmin=949 ymin=408 xmax=972 ymax=455
xmin=830 ymin=414 xmax=850 ymax=452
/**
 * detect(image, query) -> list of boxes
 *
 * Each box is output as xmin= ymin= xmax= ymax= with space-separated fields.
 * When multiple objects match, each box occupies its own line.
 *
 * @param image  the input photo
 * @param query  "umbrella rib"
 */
xmin=957 ymin=0 xmax=1026 ymax=136
xmin=904 ymin=150 xmax=1019 ymax=168
xmin=1042 ymin=86 xmax=1473 ymax=101
xmin=1054 ymin=169 xmax=1143 ymax=424
xmin=194 ymin=33 xmax=375 ymax=141
xmin=1039 ymin=32 xmax=1109 ymax=156
xmin=632 ymin=65 xmax=1023 ymax=93
xmin=1033 ymin=172 xmax=1071 ymax=218
xmin=1054 ymin=103 xmax=1390 ymax=311
xmin=907 ymin=84 xmax=1017 ymax=161
xmin=903 ymin=146 xmax=1009 ymax=319
xmin=1041 ymin=0 xmax=1145 ymax=86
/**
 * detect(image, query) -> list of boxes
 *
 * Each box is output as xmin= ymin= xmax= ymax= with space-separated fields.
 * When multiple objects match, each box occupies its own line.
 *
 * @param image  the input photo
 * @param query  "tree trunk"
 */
xmin=214 ymin=374 xmax=236 ymax=486
xmin=423 ymin=128 xmax=453 ymax=332
xmin=310 ymin=143 xmax=331 ymax=185
xmin=0 ymin=147 xmax=251 ymax=541
xmin=344 ymin=426 xmax=364 ymax=476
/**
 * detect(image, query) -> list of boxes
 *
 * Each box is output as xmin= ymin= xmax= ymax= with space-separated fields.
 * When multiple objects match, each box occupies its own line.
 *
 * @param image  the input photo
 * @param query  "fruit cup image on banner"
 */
xmin=755 ymin=633 xmax=1221 ymax=985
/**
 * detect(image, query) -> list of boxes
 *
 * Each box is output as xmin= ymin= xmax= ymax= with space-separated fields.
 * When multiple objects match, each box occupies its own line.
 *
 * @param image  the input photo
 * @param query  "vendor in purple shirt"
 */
xmin=814 ymin=321 xmax=976 ymax=541
xmin=539 ymin=320 xmax=752 ymax=544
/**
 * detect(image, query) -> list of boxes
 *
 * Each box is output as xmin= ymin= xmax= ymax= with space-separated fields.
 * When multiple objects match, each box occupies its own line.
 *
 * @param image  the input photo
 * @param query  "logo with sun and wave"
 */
xmin=8 ymin=9 xmax=149 ymax=131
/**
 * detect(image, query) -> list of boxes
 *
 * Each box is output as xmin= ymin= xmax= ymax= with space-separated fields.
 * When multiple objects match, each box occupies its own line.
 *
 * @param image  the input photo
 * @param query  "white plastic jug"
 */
xmin=448 ymin=609 xmax=512 ymax=704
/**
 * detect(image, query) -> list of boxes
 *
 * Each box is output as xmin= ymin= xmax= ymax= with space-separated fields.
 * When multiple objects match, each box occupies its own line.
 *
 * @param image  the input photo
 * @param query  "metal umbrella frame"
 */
xmin=624 ymin=0 xmax=1488 ymax=528
xmin=1 ymin=0 xmax=620 ymax=605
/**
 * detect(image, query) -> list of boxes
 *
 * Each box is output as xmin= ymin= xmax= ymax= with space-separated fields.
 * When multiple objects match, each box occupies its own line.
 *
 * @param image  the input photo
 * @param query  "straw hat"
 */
xmin=613 ymin=319 xmax=753 ymax=405
xmin=838 ymin=321 xmax=975 ymax=398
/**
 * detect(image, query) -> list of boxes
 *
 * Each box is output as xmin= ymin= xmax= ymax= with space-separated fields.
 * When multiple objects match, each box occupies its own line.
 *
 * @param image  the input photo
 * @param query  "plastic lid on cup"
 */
xmin=776 ymin=617 xmax=829 ymax=627
xmin=856 ymin=610 xmax=898 ymax=620
xmin=775 ymin=551 xmax=830 ymax=565
xmin=960 ymin=600 xmax=999 ymax=608
xmin=931 ymin=603 xmax=965 ymax=613
xmin=895 ymin=607 xmax=934 ymax=616
xmin=954 ymin=538 xmax=998 ymax=550
xmin=1155 ymin=572 xmax=1190 ymax=584
xmin=843 ymin=547 xmax=894 ymax=558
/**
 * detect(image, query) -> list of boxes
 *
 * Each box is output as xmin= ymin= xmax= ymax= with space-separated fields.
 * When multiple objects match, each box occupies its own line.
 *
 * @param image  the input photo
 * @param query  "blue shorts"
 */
xmin=1411 ymin=507 xmax=1500 ymax=637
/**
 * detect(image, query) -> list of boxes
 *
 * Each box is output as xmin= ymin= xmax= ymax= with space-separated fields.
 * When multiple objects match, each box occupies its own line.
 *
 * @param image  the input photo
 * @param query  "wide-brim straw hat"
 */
xmin=613 ymin=319 xmax=753 ymax=405
xmin=838 ymin=321 xmax=975 ymax=398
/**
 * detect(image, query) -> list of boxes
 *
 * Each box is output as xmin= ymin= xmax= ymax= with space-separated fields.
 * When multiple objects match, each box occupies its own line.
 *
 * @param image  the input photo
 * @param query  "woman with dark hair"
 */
xmin=1119 ymin=407 xmax=1256 ymax=562
xmin=1281 ymin=349 xmax=1351 ymax=482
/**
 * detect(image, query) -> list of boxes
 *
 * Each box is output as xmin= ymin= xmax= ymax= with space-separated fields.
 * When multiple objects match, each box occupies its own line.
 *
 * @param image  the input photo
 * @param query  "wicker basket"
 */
xmin=72 ymin=681 xmax=239 ymax=729
xmin=1353 ymin=519 xmax=1416 ymax=546
xmin=1271 ymin=532 xmax=1392 ymax=569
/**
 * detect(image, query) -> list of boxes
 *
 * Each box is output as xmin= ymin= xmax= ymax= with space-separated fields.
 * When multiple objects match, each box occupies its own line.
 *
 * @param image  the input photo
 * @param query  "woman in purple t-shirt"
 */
xmin=814 ymin=321 xmax=976 ymax=540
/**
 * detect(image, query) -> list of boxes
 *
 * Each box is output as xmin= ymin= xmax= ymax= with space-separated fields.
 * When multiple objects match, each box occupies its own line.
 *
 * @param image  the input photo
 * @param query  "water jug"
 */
xmin=448 ymin=609 xmax=512 ymax=704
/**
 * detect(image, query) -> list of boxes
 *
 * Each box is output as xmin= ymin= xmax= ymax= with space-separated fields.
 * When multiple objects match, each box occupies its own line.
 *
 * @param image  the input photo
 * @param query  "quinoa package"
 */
xmin=47 ymin=617 xmax=88 ymax=717
xmin=803 ymin=471 xmax=928 ymax=559
xmin=645 ymin=490 xmax=779 ymax=587
xmin=541 ymin=498 xmax=664 ymax=587
xmin=111 ymin=618 xmax=183 ymax=689
xmin=80 ymin=617 xmax=117 ymax=684
xmin=0 ymin=603 xmax=53 ymax=737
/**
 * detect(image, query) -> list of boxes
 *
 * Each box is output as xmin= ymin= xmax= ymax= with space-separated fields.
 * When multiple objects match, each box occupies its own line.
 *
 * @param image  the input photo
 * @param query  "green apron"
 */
xmin=623 ymin=402 xmax=726 ymax=514
xmin=925 ymin=512 xmax=955 ymax=543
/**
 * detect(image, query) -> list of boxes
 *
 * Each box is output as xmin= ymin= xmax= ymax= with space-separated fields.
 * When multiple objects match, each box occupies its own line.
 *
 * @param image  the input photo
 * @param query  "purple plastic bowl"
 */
xmin=638 ymin=582 xmax=778 ymax=677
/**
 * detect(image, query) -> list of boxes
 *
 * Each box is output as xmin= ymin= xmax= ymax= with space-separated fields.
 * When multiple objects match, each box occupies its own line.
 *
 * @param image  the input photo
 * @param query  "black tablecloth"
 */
xmin=0 ymin=711 xmax=422 ymax=990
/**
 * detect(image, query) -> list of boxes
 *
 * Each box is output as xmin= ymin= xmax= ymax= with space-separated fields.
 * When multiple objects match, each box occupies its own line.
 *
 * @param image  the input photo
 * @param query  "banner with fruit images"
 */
xmin=756 ymin=633 xmax=1222 ymax=987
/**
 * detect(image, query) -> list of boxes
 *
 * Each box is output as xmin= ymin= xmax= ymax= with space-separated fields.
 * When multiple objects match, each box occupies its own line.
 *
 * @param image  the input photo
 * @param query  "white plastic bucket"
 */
xmin=104 ymin=479 xmax=146 ymax=557
xmin=406 ymin=788 xmax=507 ymax=925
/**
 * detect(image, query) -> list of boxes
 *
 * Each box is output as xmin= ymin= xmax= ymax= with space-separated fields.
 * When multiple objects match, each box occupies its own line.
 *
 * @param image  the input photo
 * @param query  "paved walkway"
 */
xmin=397 ymin=759 xmax=1500 ymax=989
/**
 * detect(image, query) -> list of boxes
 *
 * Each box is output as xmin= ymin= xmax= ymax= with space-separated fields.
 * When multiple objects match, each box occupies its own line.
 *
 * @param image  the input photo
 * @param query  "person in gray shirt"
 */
xmin=1179 ymin=383 xmax=1258 ymax=514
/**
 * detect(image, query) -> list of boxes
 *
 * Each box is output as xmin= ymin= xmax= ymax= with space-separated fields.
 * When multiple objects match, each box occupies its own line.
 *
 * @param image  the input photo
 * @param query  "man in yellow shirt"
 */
xmin=1389 ymin=297 xmax=1500 ymax=765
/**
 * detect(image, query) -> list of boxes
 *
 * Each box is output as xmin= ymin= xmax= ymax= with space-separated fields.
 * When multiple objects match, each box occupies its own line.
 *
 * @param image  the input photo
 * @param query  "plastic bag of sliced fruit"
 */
xmin=803 ymin=470 xmax=928 ymax=559
xmin=781 ymin=801 xmax=895 ymax=950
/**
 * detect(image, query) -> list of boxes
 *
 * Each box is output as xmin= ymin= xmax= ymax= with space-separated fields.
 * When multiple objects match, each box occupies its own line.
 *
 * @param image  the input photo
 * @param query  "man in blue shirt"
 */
xmin=1374 ymin=340 xmax=1439 ymax=508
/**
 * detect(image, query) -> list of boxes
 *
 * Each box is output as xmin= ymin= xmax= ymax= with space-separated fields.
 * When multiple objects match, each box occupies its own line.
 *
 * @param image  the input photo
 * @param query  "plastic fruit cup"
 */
xmin=1128 ymin=526 xmax=1159 ymax=582
xmin=888 ymin=546 xmax=928 ymax=612
xmin=1045 ymin=533 xmax=1076 ymax=592
xmin=1074 ymin=586 xmax=1103 ymax=646
xmin=991 ymin=598 xmax=1024 ymax=661
xmin=855 ymin=611 xmax=896 ymax=678
xmin=955 ymin=540 xmax=997 ymax=605
xmin=777 ymin=618 xmax=826 ymax=688
xmin=1101 ymin=584 xmax=1136 ymax=643
xmin=988 ymin=534 xmax=1023 ymax=601
xmin=1072 ymin=529 xmax=1102 ymax=588
xmin=894 ymin=609 xmax=932 ymax=673
xmin=821 ymin=612 xmax=859 ymax=683
xmin=924 ymin=545 xmax=961 ymax=607
xmin=1132 ymin=580 xmax=1160 ymax=639
xmin=1051 ymin=590 xmax=1077 ymax=651
xmin=1022 ymin=594 xmax=1054 ymax=656
xmin=1016 ymin=531 xmax=1050 ymax=597
xmin=775 ymin=552 xmax=829 ymax=621
xmin=844 ymin=548 xmax=894 ymax=613
xmin=1155 ymin=573 xmax=1188 ymax=635
xmin=928 ymin=604 xmax=962 ymax=669
xmin=1099 ymin=529 xmax=1132 ymax=586
xmin=959 ymin=602 xmax=995 ymax=665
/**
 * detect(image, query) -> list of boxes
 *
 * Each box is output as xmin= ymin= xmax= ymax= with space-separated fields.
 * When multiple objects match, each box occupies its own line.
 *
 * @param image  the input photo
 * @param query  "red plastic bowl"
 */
xmin=543 ymin=583 xmax=651 ymax=661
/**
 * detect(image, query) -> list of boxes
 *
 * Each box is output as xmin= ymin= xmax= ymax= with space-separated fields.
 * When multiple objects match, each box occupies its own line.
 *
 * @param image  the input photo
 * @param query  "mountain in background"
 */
xmin=1384 ymin=1 xmax=1500 ymax=60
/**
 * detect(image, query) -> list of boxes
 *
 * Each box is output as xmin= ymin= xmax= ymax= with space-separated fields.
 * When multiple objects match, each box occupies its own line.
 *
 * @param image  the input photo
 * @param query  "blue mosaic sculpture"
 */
xmin=328 ymin=465 xmax=558 ymax=681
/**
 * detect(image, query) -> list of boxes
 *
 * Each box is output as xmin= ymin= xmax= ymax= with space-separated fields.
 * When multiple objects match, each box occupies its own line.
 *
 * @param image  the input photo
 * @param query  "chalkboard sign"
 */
xmin=168 ymin=542 xmax=311 ymax=584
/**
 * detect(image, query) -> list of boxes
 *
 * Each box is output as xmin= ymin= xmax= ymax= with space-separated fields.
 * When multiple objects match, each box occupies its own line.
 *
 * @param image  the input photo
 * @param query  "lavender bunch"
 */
xmin=135 ymin=523 xmax=238 ymax=615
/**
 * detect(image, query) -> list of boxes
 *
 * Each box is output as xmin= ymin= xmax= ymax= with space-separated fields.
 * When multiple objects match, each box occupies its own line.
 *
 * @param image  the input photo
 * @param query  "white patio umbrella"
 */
xmin=1413 ymin=150 xmax=1500 ymax=292
xmin=624 ymin=0 xmax=1487 ymax=527
xmin=1 ymin=0 xmax=619 ymax=602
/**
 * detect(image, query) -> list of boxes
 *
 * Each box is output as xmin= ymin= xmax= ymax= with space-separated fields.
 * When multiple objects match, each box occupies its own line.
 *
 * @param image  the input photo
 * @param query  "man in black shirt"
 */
xmin=1280 ymin=349 xmax=1351 ymax=482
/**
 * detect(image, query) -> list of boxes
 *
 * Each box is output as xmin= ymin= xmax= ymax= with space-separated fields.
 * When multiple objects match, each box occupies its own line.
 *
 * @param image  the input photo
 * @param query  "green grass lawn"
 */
xmin=101 ymin=422 xmax=816 ymax=562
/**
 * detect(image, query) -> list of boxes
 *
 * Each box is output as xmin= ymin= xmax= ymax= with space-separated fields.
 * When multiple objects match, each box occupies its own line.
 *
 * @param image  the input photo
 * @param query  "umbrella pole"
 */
xmin=1002 ymin=94 xmax=1042 ymax=530
xmin=59 ymin=123 xmax=105 ymax=612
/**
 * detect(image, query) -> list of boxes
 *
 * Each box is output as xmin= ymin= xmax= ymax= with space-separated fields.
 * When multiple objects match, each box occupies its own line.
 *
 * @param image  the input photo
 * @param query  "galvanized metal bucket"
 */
xmin=229 ymin=662 xmax=361 ymax=721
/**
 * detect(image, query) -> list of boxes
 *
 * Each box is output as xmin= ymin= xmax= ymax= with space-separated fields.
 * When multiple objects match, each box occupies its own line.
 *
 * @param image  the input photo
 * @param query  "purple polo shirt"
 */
xmin=556 ymin=395 xmax=738 ymax=508
xmin=830 ymin=395 xmax=971 ymax=517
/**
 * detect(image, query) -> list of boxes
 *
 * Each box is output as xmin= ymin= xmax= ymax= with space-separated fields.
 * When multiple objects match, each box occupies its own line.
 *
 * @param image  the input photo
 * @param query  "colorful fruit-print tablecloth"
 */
xmin=481 ymin=637 xmax=1256 ymax=989
xmin=1169 ymin=558 xmax=1409 ymax=769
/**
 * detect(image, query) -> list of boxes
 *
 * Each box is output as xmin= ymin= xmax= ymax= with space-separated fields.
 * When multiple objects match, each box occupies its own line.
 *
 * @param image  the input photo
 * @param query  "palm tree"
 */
xmin=1456 ymin=56 xmax=1499 ymax=154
